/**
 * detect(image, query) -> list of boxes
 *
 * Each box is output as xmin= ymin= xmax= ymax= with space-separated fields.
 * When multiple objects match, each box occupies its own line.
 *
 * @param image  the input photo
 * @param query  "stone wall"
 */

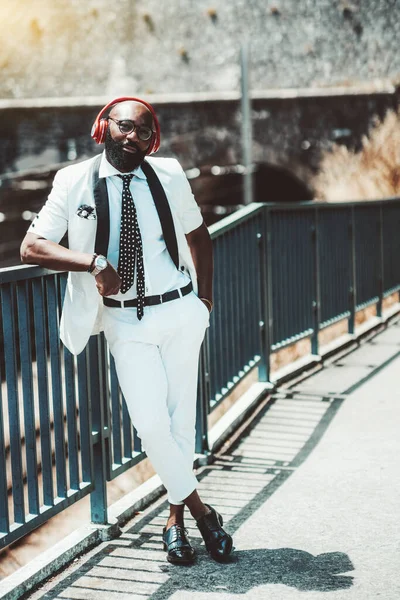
xmin=0 ymin=0 xmax=399 ymax=99
xmin=1 ymin=89 xmax=398 ymax=180
xmin=1 ymin=86 xmax=398 ymax=267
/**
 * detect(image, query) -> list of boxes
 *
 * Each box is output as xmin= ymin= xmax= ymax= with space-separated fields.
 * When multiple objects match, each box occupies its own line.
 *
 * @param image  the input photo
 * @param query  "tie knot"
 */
xmin=117 ymin=174 xmax=134 ymax=185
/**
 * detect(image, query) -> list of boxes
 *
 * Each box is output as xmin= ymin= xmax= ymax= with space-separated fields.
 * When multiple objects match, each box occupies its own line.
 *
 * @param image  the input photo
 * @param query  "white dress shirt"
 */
xmin=99 ymin=153 xmax=194 ymax=301
xmin=27 ymin=153 xmax=204 ymax=354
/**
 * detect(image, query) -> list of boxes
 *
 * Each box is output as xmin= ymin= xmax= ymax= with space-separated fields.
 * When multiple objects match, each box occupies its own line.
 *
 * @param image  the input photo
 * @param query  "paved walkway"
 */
xmin=28 ymin=321 xmax=400 ymax=600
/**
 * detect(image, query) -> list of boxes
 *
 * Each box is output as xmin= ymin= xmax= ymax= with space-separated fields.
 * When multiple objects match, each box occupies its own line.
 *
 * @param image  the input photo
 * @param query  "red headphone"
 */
xmin=90 ymin=96 xmax=161 ymax=154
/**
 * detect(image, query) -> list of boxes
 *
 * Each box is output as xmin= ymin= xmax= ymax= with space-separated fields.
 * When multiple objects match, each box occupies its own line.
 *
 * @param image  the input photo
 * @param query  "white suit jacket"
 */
xmin=28 ymin=155 xmax=203 ymax=355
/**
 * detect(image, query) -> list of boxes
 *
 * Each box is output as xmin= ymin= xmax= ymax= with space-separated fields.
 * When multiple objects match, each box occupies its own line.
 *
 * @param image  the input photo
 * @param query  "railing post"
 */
xmin=348 ymin=206 xmax=357 ymax=334
xmin=88 ymin=336 xmax=108 ymax=525
xmin=195 ymin=335 xmax=211 ymax=454
xmin=377 ymin=205 xmax=384 ymax=318
xmin=311 ymin=208 xmax=321 ymax=355
xmin=1 ymin=284 xmax=25 ymax=525
xmin=98 ymin=334 xmax=112 ymax=480
xmin=0 ymin=358 xmax=9 ymax=535
xmin=258 ymin=206 xmax=271 ymax=382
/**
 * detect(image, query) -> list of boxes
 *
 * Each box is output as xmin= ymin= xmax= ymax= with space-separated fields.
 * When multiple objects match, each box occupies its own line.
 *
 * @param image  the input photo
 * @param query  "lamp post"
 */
xmin=240 ymin=41 xmax=254 ymax=206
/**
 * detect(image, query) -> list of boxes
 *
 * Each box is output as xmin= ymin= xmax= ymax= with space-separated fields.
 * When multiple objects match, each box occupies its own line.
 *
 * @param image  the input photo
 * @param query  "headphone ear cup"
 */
xmin=97 ymin=119 xmax=109 ymax=145
xmin=91 ymin=118 xmax=108 ymax=144
xmin=91 ymin=120 xmax=99 ymax=143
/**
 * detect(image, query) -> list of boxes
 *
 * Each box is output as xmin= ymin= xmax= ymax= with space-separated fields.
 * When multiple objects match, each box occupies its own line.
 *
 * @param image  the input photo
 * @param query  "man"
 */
xmin=20 ymin=97 xmax=233 ymax=565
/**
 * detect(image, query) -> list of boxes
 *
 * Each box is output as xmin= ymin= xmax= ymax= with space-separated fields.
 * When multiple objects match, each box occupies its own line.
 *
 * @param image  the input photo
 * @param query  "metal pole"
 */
xmin=311 ymin=208 xmax=321 ymax=355
xmin=195 ymin=341 xmax=210 ymax=454
xmin=240 ymin=42 xmax=254 ymax=206
xmin=348 ymin=207 xmax=356 ymax=335
xmin=258 ymin=207 xmax=271 ymax=382
xmin=377 ymin=205 xmax=384 ymax=318
xmin=88 ymin=337 xmax=108 ymax=525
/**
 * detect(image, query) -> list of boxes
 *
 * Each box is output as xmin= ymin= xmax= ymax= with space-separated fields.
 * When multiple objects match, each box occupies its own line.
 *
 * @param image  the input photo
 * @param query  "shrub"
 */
xmin=313 ymin=109 xmax=400 ymax=201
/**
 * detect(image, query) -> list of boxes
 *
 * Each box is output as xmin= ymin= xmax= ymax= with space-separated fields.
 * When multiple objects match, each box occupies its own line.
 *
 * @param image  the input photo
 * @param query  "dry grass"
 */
xmin=314 ymin=109 xmax=400 ymax=201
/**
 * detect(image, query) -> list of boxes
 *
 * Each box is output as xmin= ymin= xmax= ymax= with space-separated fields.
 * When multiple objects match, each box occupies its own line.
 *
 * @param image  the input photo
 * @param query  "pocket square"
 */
xmin=76 ymin=204 xmax=96 ymax=220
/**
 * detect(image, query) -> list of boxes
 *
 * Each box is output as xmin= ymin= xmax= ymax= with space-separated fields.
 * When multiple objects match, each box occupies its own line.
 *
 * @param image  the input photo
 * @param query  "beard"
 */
xmin=104 ymin=128 xmax=147 ymax=172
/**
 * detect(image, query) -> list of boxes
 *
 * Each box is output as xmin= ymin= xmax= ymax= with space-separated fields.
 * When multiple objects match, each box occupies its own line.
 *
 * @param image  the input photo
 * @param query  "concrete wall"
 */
xmin=0 ymin=0 xmax=399 ymax=99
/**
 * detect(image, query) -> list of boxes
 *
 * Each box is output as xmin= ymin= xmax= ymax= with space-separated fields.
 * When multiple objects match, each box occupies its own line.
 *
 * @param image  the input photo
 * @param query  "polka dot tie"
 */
xmin=117 ymin=174 xmax=145 ymax=320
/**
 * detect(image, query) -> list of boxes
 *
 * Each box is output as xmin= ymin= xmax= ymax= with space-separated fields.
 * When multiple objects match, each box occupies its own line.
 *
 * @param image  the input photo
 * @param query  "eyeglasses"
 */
xmin=107 ymin=117 xmax=154 ymax=141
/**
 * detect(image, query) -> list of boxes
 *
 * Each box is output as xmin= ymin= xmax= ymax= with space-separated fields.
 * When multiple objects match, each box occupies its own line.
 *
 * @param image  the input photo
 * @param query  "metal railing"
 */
xmin=1 ymin=198 xmax=400 ymax=550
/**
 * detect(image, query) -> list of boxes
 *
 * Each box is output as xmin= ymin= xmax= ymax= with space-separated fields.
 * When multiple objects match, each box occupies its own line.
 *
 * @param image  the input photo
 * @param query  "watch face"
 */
xmin=96 ymin=256 xmax=108 ymax=270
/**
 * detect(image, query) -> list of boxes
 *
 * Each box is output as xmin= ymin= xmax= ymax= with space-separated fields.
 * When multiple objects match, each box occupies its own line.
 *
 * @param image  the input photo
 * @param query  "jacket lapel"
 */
xmin=92 ymin=154 xmax=110 ymax=257
xmin=141 ymin=160 xmax=179 ymax=269
xmin=91 ymin=156 xmax=179 ymax=269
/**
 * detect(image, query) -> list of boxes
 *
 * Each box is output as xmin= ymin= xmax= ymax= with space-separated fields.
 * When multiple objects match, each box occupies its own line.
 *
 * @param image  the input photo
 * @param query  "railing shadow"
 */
xmin=37 ymin=331 xmax=400 ymax=598
xmin=45 ymin=548 xmax=353 ymax=599
xmin=37 ymin=385 xmax=356 ymax=599
xmin=149 ymin=548 xmax=354 ymax=596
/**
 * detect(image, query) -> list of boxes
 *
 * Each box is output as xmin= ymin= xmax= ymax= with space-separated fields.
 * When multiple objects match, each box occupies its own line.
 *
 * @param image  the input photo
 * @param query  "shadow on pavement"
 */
xmin=32 ymin=326 xmax=400 ymax=599
xmin=149 ymin=547 xmax=354 ymax=597
xmin=34 ymin=393 xmax=354 ymax=599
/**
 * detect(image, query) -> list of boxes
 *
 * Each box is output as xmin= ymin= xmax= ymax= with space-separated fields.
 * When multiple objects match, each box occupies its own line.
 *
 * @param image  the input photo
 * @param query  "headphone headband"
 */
xmin=91 ymin=96 xmax=160 ymax=154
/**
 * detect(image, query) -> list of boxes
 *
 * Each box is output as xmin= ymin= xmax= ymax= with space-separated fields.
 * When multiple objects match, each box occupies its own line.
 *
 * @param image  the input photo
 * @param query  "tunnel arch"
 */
xmin=188 ymin=162 xmax=314 ymax=225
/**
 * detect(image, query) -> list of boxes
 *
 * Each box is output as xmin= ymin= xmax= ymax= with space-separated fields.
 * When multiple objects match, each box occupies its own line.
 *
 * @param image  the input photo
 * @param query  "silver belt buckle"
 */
xmin=120 ymin=299 xmax=126 ymax=308
xmin=159 ymin=294 xmax=163 ymax=304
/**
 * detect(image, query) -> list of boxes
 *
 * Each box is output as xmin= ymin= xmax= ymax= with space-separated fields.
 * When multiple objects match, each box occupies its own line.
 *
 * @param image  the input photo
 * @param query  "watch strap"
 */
xmin=88 ymin=253 xmax=97 ymax=273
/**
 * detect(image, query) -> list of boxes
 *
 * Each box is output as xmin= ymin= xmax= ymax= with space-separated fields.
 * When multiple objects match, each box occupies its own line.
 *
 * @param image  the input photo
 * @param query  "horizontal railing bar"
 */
xmin=356 ymin=297 xmax=380 ymax=311
xmin=210 ymin=358 xmax=261 ymax=410
xmin=3 ymin=432 xmax=80 ymax=494
xmin=320 ymin=312 xmax=351 ymax=331
xmin=271 ymin=329 xmax=314 ymax=352
xmin=0 ymin=265 xmax=58 ymax=284
xmin=107 ymin=452 xmax=148 ymax=481
xmin=209 ymin=203 xmax=264 ymax=238
xmin=261 ymin=197 xmax=400 ymax=211
xmin=2 ymin=198 xmax=400 ymax=279
xmin=0 ymin=482 xmax=93 ymax=550
xmin=383 ymin=285 xmax=400 ymax=297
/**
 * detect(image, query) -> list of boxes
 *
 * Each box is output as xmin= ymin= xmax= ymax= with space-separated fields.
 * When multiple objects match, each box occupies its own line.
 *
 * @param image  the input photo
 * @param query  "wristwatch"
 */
xmin=89 ymin=254 xmax=108 ymax=276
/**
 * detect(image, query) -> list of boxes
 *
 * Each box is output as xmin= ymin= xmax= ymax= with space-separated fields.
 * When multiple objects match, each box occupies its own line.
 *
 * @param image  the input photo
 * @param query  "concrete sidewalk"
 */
xmin=28 ymin=322 xmax=400 ymax=600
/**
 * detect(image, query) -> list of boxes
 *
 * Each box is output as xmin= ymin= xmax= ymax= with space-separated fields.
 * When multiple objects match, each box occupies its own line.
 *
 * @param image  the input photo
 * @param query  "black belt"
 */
xmin=103 ymin=282 xmax=193 ymax=308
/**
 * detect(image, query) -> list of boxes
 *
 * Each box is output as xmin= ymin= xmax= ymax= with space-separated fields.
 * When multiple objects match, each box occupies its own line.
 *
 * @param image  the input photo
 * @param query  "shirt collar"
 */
xmin=98 ymin=151 xmax=146 ymax=180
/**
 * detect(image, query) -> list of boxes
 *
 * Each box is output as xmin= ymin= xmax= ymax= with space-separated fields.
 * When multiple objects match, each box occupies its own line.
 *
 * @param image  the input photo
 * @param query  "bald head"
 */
xmin=109 ymin=101 xmax=154 ymax=129
xmin=105 ymin=101 xmax=156 ymax=172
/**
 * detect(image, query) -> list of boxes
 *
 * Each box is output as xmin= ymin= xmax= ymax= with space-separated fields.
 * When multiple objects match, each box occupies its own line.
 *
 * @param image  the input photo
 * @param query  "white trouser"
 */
xmin=102 ymin=291 xmax=209 ymax=505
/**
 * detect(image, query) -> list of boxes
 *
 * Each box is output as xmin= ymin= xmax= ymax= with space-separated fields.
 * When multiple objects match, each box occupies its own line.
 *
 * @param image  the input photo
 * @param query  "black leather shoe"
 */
xmin=162 ymin=524 xmax=196 ymax=565
xmin=196 ymin=504 xmax=233 ymax=562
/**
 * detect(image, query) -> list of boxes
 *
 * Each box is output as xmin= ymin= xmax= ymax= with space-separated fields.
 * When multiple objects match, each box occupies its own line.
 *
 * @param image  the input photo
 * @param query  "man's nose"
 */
xmin=126 ymin=128 xmax=139 ymax=142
